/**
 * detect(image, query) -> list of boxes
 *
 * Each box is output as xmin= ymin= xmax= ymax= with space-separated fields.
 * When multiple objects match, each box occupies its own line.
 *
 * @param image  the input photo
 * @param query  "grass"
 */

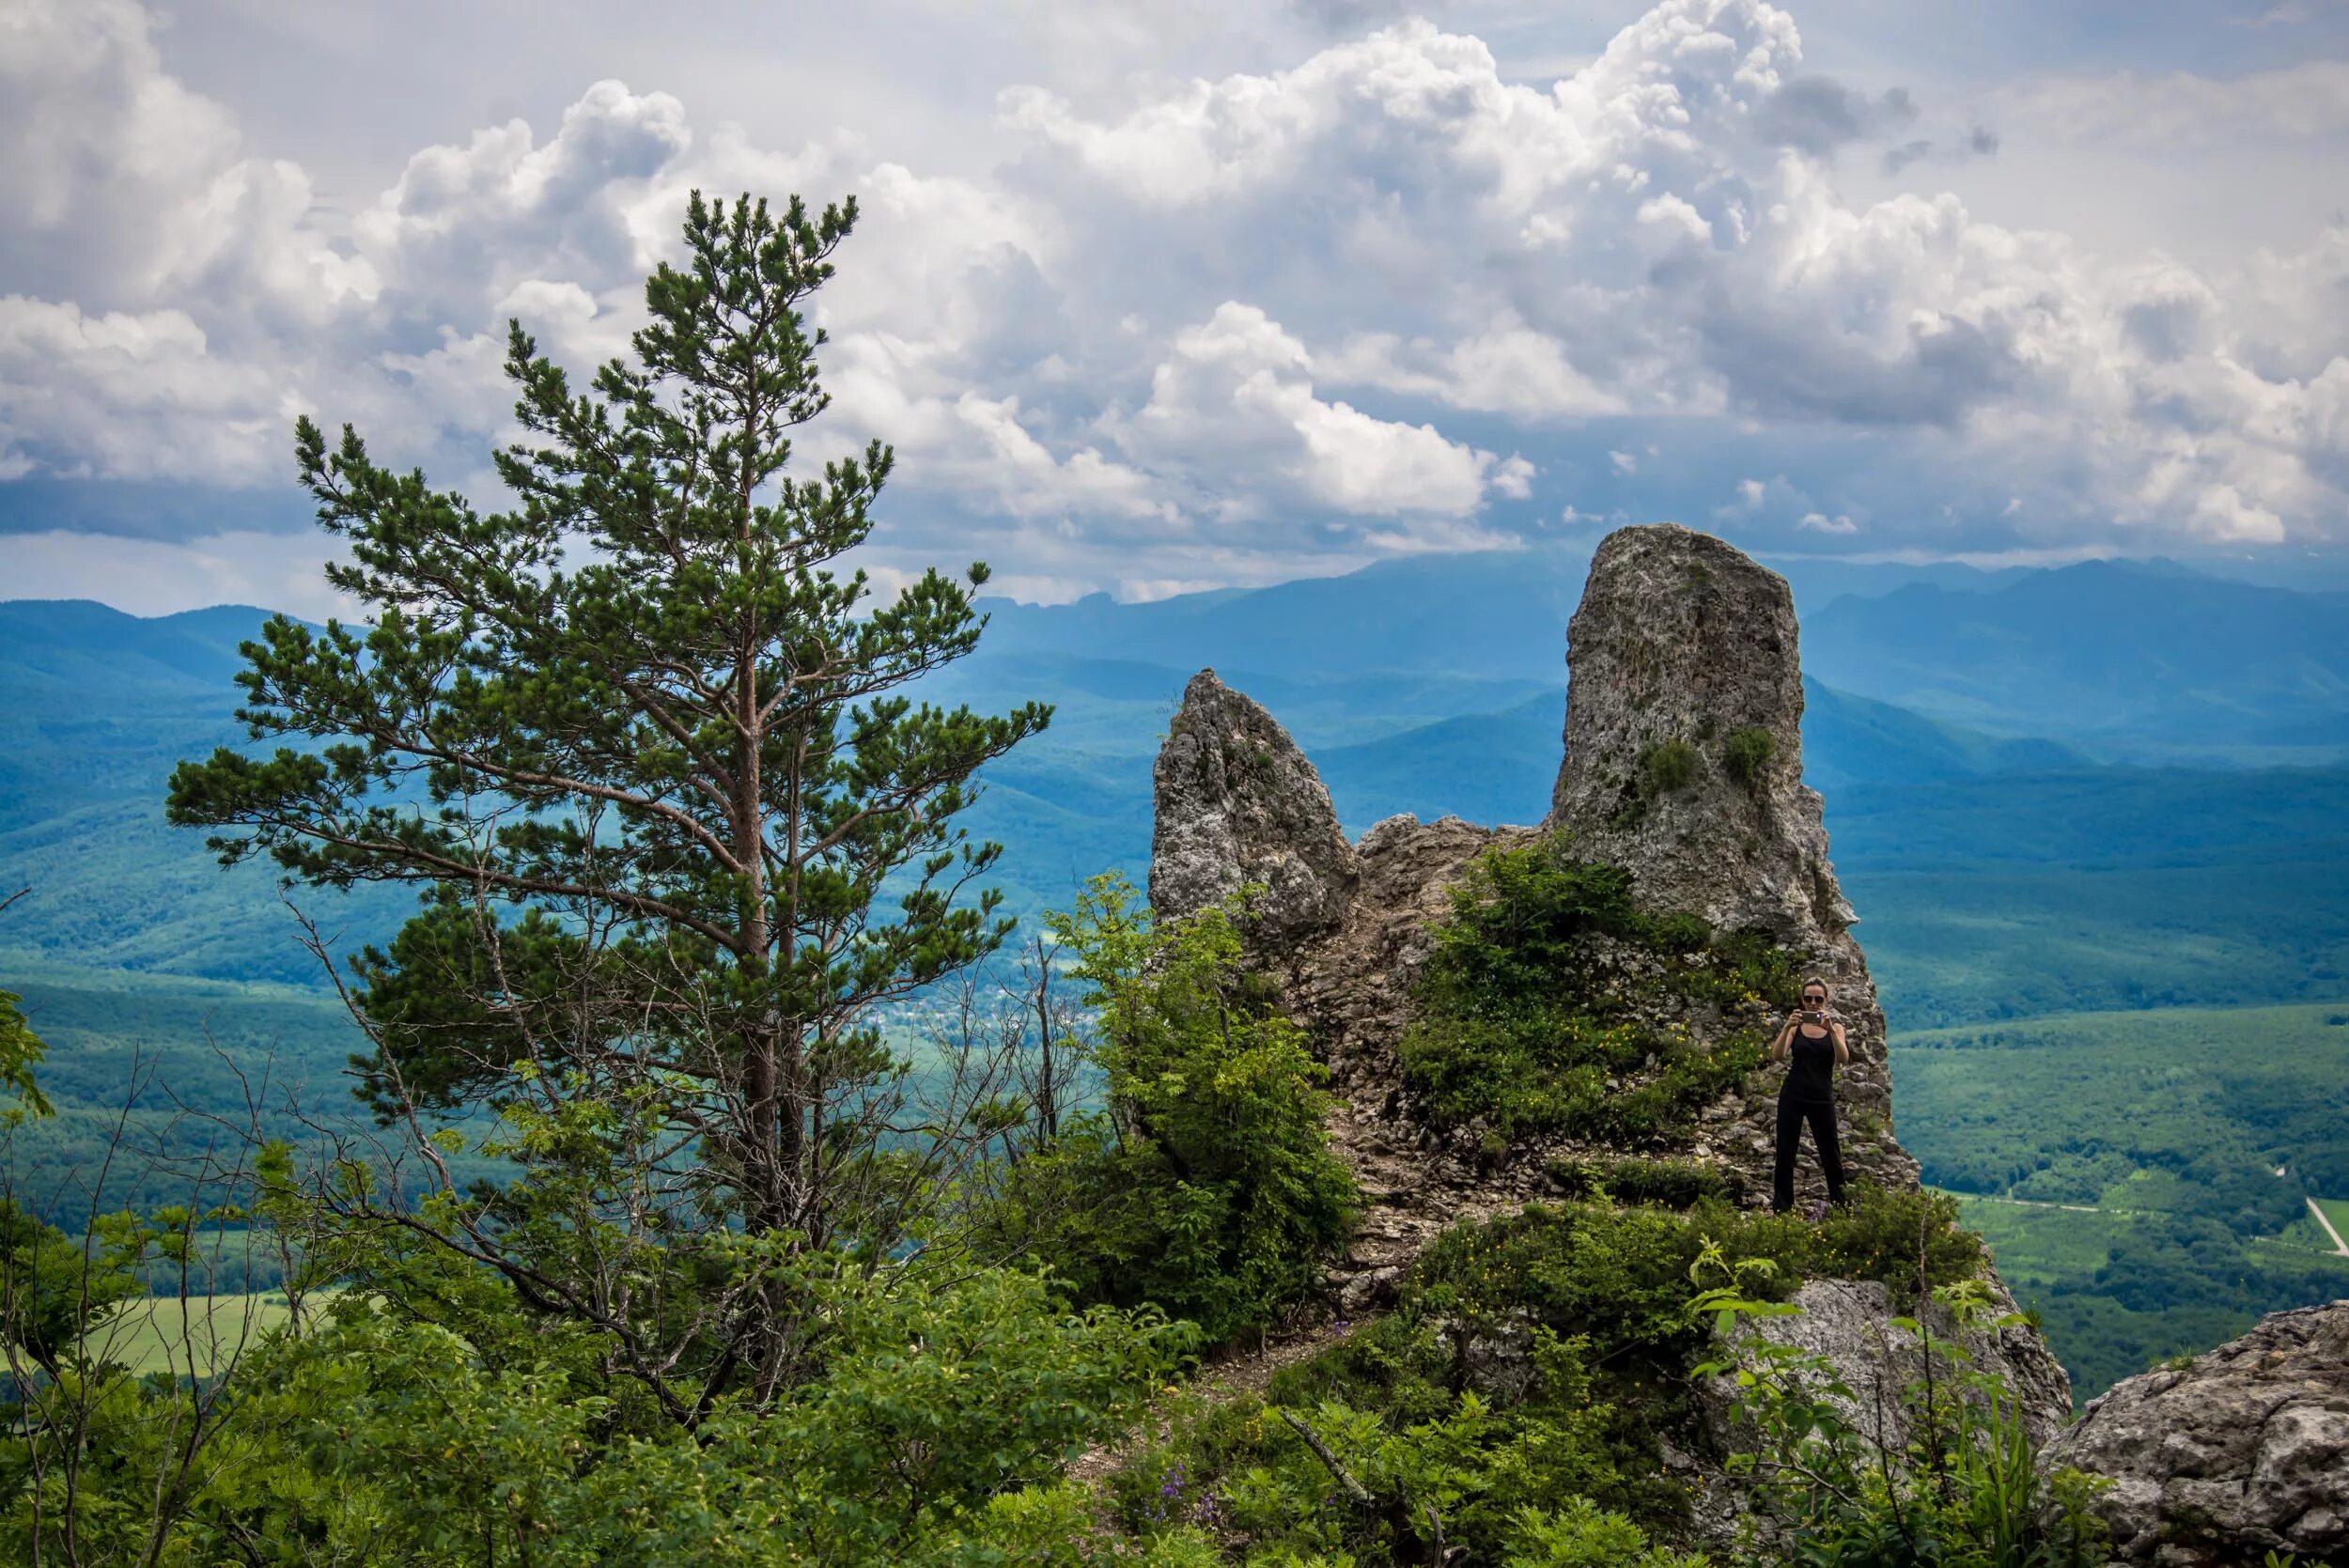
xmin=89 ymin=1290 xmax=305 ymax=1378
xmin=1890 ymin=1000 xmax=2349 ymax=1202
xmin=1948 ymin=1195 xmax=2139 ymax=1288
xmin=2316 ymin=1197 xmax=2349 ymax=1250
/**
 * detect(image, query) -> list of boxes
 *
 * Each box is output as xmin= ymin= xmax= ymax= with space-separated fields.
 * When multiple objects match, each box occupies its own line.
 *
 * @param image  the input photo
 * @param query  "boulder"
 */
xmin=2040 ymin=1298 xmax=2349 ymax=1566
xmin=1681 ymin=1277 xmax=2077 ymax=1554
xmin=1719 ymin=1278 xmax=2075 ymax=1453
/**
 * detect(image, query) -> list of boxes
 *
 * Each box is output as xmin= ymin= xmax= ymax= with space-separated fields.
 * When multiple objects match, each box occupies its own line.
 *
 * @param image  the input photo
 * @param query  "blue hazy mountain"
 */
xmin=0 ymin=586 xmax=2084 ymax=981
xmin=4 ymin=543 xmax=2346 ymax=987
xmin=975 ymin=551 xmax=2349 ymax=765
xmin=1802 ymin=559 xmax=2349 ymax=759
xmin=974 ymin=548 xmax=2035 ymax=685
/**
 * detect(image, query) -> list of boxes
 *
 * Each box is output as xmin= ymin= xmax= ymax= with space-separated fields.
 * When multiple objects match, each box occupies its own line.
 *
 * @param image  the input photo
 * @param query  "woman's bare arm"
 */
xmin=1830 ymin=1019 xmax=1850 ymax=1064
xmin=1769 ymin=1016 xmax=1797 ymax=1062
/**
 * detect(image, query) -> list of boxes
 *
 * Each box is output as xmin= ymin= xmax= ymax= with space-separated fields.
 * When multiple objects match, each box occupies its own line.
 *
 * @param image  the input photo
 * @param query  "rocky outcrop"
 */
xmin=2041 ymin=1299 xmax=2349 ymax=1566
xmin=1707 ymin=1275 xmax=2075 ymax=1449
xmin=1548 ymin=522 xmax=1852 ymax=944
xmin=1150 ymin=669 xmax=1360 ymax=947
xmin=1143 ymin=523 xmax=2067 ymax=1495
xmin=1548 ymin=523 xmax=1908 ymax=1200
xmin=1678 ymin=1276 xmax=2080 ymax=1546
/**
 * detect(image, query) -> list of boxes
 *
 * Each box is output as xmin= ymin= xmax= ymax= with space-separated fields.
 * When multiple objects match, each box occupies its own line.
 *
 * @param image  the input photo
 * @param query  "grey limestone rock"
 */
xmin=1140 ymin=525 xmax=2063 ymax=1497
xmin=2041 ymin=1298 xmax=2349 ymax=1566
xmin=1685 ymin=1277 xmax=2078 ymax=1554
xmin=1548 ymin=521 xmax=1852 ymax=943
xmin=1549 ymin=522 xmax=1911 ymax=1199
xmin=1719 ymin=1278 xmax=2075 ymax=1453
xmin=1149 ymin=668 xmax=1359 ymax=945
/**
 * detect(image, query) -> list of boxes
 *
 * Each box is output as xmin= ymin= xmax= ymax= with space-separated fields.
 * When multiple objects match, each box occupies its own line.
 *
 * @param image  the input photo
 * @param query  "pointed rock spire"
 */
xmin=1149 ymin=668 xmax=1359 ymax=942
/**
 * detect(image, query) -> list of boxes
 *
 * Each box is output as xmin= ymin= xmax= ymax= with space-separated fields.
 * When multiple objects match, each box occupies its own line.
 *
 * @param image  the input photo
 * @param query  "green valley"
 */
xmin=1900 ymin=1002 xmax=2349 ymax=1399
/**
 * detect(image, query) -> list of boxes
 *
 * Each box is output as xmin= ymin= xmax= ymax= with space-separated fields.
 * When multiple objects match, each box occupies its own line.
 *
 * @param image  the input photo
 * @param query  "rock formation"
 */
xmin=1548 ymin=522 xmax=1910 ymax=1203
xmin=1149 ymin=670 xmax=1360 ymax=946
xmin=2040 ymin=1298 xmax=2349 ymax=1566
xmin=1145 ymin=521 xmax=2089 ymax=1531
xmin=1147 ymin=524 xmax=1918 ymax=1230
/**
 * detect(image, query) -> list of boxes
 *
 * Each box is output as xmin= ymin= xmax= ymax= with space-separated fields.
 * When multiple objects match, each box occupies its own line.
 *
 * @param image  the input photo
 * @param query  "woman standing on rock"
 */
xmin=1769 ymin=977 xmax=1848 ymax=1218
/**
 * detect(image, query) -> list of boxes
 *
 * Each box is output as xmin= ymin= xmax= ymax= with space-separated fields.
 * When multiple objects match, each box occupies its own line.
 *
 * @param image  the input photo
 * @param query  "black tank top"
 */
xmin=1785 ymin=1025 xmax=1837 ymax=1103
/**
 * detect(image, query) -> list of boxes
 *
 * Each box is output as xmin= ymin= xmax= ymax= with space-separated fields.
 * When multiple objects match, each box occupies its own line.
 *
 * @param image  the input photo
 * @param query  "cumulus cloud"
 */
xmin=5 ymin=0 xmax=2349 ymax=613
xmin=1106 ymin=302 xmax=1508 ymax=518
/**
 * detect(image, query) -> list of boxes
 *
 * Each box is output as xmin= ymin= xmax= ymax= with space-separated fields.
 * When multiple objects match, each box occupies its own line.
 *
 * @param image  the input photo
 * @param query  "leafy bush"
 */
xmin=1504 ymin=1498 xmax=1712 ymax=1566
xmin=1548 ymin=1156 xmax=1740 ymax=1209
xmin=979 ymin=876 xmax=1358 ymax=1344
xmin=1104 ymin=1190 xmax=1987 ymax=1565
xmin=1396 ymin=835 xmax=1792 ymax=1145
xmin=4 ymin=1253 xmax=1195 ymax=1566
xmin=1115 ymin=1337 xmax=1654 ymax=1566
xmin=1720 ymin=727 xmax=1777 ymax=789
xmin=1810 ymin=1185 xmax=1985 ymax=1302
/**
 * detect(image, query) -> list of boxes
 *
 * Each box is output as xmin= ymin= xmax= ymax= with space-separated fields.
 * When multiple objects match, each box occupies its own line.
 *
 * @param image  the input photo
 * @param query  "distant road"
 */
xmin=2308 ymin=1197 xmax=2349 ymax=1259
xmin=1959 ymin=1192 xmax=2120 ymax=1215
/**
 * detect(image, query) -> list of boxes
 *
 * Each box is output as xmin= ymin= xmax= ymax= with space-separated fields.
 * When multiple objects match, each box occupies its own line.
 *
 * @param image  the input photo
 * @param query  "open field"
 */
xmin=92 ymin=1291 xmax=306 ymax=1379
xmin=2314 ymin=1197 xmax=2349 ymax=1255
xmin=1908 ymin=1001 xmax=2349 ymax=1401
xmin=1892 ymin=1000 xmax=2349 ymax=1204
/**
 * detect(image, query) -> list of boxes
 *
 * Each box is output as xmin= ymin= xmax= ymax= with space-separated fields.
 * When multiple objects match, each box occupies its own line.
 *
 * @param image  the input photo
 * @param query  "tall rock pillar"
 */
xmin=1548 ymin=523 xmax=1909 ymax=1189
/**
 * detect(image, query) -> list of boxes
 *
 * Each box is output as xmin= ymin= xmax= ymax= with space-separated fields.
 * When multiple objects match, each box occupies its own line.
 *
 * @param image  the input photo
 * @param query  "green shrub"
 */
xmin=1395 ymin=835 xmax=1790 ymax=1145
xmin=1121 ymin=1335 xmax=1648 ymax=1566
xmin=1720 ymin=726 xmax=1777 ymax=788
xmin=1503 ymin=1498 xmax=1712 ymax=1566
xmin=1547 ymin=1156 xmax=1740 ymax=1209
xmin=978 ymin=875 xmax=1358 ymax=1345
xmin=1810 ymin=1184 xmax=1985 ymax=1301
xmin=1641 ymin=738 xmax=1700 ymax=795
xmin=1104 ymin=1192 xmax=1995 ymax=1566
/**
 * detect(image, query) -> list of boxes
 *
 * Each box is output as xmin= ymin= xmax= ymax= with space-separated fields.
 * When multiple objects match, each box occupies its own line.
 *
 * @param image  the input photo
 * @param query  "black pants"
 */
xmin=1773 ymin=1094 xmax=1844 ymax=1212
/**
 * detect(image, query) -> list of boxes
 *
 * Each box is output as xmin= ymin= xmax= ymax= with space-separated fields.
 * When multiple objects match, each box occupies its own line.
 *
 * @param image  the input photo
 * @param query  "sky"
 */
xmin=3 ymin=0 xmax=2349 ymax=616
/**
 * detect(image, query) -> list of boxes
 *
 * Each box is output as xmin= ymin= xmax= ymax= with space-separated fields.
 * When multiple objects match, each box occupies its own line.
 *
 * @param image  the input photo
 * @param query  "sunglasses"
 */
xmin=1802 ymin=995 xmax=1826 ymax=1004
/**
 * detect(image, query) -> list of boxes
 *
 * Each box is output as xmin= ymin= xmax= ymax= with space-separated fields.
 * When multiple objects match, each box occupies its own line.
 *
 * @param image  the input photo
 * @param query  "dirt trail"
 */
xmin=2306 ymin=1196 xmax=2349 ymax=1258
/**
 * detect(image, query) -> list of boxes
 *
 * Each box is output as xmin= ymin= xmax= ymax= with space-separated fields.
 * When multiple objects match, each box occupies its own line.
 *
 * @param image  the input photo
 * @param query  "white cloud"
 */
xmin=2001 ymin=61 xmax=2349 ymax=150
xmin=5 ymin=0 xmax=2349 ymax=616
xmin=1491 ymin=454 xmax=1537 ymax=498
xmin=1318 ymin=325 xmax=1626 ymax=420
xmin=1104 ymin=301 xmax=1507 ymax=518
xmin=0 ymin=296 xmax=290 ymax=482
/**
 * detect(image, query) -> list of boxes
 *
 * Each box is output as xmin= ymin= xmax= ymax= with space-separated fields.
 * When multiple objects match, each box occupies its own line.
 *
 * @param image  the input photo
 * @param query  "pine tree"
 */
xmin=168 ymin=191 xmax=1047 ymax=1314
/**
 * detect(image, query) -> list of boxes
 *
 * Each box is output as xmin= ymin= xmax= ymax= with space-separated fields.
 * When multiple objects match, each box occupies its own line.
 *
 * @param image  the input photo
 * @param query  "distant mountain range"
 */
xmin=970 ymin=549 xmax=2349 ymax=765
xmin=6 ymin=544 xmax=2349 ymax=989
xmin=1802 ymin=561 xmax=2349 ymax=760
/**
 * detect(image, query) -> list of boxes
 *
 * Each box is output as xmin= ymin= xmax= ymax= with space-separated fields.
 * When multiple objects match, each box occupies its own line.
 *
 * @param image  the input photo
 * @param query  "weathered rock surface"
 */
xmin=1679 ymin=1277 xmax=2078 ymax=1549
xmin=1150 ymin=669 xmax=1360 ymax=947
xmin=1549 ymin=522 xmax=1911 ymax=1201
xmin=1724 ymin=1278 xmax=2075 ymax=1452
xmin=1548 ymin=522 xmax=1852 ymax=944
xmin=2041 ymin=1298 xmax=2349 ymax=1566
